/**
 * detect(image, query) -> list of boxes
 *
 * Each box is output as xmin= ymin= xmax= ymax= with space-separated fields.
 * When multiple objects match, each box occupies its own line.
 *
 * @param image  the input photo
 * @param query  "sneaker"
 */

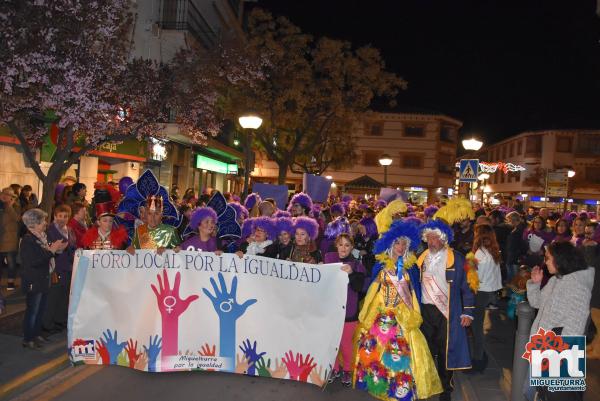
xmin=341 ymin=371 xmax=352 ymax=387
xmin=486 ymin=303 xmax=499 ymax=310
xmin=328 ymin=369 xmax=341 ymax=384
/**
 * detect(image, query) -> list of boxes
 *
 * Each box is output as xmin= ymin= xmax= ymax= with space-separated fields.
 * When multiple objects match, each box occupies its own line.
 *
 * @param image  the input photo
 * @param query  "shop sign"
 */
xmin=195 ymin=154 xmax=238 ymax=174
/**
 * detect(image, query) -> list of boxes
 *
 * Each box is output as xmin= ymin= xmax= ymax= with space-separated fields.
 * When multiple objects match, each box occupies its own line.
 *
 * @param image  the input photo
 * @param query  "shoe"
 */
xmin=328 ymin=369 xmax=341 ymax=384
xmin=22 ymin=341 xmax=42 ymax=349
xmin=341 ymin=371 xmax=352 ymax=387
xmin=7 ymin=282 xmax=15 ymax=291
xmin=486 ymin=303 xmax=499 ymax=310
xmin=35 ymin=335 xmax=49 ymax=343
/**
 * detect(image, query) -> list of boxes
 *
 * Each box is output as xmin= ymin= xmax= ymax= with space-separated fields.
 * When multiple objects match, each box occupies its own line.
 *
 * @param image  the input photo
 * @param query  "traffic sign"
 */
xmin=546 ymin=171 xmax=568 ymax=197
xmin=459 ymin=159 xmax=479 ymax=182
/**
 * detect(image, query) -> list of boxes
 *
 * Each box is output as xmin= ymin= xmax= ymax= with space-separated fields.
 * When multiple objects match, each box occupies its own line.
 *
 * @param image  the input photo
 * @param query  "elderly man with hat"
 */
xmin=416 ymin=219 xmax=477 ymax=401
xmin=129 ymin=196 xmax=181 ymax=253
xmin=0 ymin=187 xmax=20 ymax=290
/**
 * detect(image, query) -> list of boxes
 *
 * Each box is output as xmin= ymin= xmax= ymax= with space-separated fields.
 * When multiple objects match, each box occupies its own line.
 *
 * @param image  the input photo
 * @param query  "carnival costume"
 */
xmin=133 ymin=196 xmax=181 ymax=249
xmin=375 ymin=199 xmax=408 ymax=234
xmin=82 ymin=202 xmax=128 ymax=250
xmin=239 ymin=217 xmax=277 ymax=257
xmin=180 ymin=207 xmax=220 ymax=252
xmin=353 ymin=220 xmax=442 ymax=400
xmin=415 ymin=219 xmax=477 ymax=400
xmin=289 ymin=216 xmax=322 ymax=264
xmin=272 ymin=217 xmax=294 ymax=260
xmin=288 ymin=192 xmax=314 ymax=217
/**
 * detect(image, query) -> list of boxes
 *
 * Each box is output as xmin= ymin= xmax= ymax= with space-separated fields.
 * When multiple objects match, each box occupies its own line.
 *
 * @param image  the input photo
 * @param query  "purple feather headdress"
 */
xmin=275 ymin=217 xmax=294 ymax=235
xmin=241 ymin=218 xmax=254 ymax=240
xmin=244 ymin=193 xmax=262 ymax=211
xmin=274 ymin=210 xmax=291 ymax=218
xmin=359 ymin=217 xmax=378 ymax=240
xmin=229 ymin=202 xmax=249 ymax=220
xmin=324 ymin=217 xmax=350 ymax=240
xmin=293 ymin=216 xmax=319 ymax=240
xmin=330 ymin=203 xmax=346 ymax=216
xmin=375 ymin=199 xmax=387 ymax=209
xmin=252 ymin=216 xmax=277 ymax=240
xmin=287 ymin=193 xmax=313 ymax=215
xmin=424 ymin=205 xmax=439 ymax=218
xmin=189 ymin=207 xmax=218 ymax=229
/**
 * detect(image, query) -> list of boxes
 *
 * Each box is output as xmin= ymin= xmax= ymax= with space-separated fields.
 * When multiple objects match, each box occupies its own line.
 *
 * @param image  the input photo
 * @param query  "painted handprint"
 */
xmin=235 ymin=353 xmax=251 ymax=374
xmin=117 ymin=350 xmax=129 ymax=367
xmin=151 ymin=271 xmax=199 ymax=368
xmin=282 ymin=351 xmax=317 ymax=382
xmin=134 ymin=352 xmax=149 ymax=371
xmin=95 ymin=340 xmax=110 ymax=365
xmin=101 ymin=329 xmax=127 ymax=365
xmin=309 ymin=365 xmax=330 ymax=387
xmin=143 ymin=335 xmax=162 ymax=372
xmin=126 ymin=339 xmax=143 ymax=369
xmin=199 ymin=343 xmax=216 ymax=356
xmin=202 ymin=273 xmax=257 ymax=367
xmin=256 ymin=357 xmax=288 ymax=379
xmin=239 ymin=339 xmax=266 ymax=376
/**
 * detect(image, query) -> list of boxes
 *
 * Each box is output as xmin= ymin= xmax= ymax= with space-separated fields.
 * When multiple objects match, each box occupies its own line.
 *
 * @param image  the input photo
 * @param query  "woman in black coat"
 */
xmin=20 ymin=209 xmax=67 ymax=349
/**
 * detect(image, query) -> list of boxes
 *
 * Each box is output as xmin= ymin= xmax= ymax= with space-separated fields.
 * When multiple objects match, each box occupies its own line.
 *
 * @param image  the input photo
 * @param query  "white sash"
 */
xmin=422 ymin=273 xmax=449 ymax=319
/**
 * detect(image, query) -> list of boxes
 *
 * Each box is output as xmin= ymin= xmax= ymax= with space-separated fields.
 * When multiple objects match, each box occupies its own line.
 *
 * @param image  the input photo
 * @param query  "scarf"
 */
xmin=31 ymin=230 xmax=56 ymax=273
xmin=246 ymin=240 xmax=273 ymax=255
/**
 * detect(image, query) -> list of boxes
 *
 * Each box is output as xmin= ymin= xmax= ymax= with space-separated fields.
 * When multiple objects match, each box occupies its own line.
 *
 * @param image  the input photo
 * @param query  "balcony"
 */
xmin=159 ymin=0 xmax=218 ymax=49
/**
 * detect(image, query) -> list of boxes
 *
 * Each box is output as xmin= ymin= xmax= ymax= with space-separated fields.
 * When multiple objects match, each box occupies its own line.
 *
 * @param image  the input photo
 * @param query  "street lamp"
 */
xmin=568 ymin=170 xmax=576 ymax=178
xmin=379 ymin=154 xmax=393 ymax=187
xmin=239 ymin=113 xmax=263 ymax=200
xmin=564 ymin=169 xmax=576 ymax=212
xmin=462 ymin=137 xmax=483 ymax=151
xmin=478 ymin=173 xmax=490 ymax=204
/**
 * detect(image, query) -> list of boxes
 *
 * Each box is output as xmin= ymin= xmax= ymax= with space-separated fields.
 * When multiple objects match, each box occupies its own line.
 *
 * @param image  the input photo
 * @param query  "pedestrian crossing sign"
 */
xmin=459 ymin=159 xmax=479 ymax=182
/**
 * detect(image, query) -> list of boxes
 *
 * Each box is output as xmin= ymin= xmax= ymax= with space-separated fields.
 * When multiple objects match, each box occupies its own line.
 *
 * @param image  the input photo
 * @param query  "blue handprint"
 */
xmin=202 ymin=273 xmax=257 ymax=368
xmin=143 ymin=335 xmax=162 ymax=372
xmin=102 ymin=329 xmax=127 ymax=365
xmin=239 ymin=339 xmax=266 ymax=376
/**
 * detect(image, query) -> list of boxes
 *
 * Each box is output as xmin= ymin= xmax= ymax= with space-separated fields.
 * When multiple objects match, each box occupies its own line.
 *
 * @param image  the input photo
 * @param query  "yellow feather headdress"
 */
xmin=374 ymin=199 xmax=408 ymax=234
xmin=433 ymin=197 xmax=474 ymax=225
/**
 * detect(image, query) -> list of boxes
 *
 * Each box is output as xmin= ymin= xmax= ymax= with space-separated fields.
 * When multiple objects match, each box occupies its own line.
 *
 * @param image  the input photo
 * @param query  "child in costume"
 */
xmin=324 ymin=233 xmax=366 ymax=386
xmin=353 ymin=220 xmax=442 ymax=400
xmin=180 ymin=207 xmax=222 ymax=253
xmin=82 ymin=202 xmax=128 ymax=250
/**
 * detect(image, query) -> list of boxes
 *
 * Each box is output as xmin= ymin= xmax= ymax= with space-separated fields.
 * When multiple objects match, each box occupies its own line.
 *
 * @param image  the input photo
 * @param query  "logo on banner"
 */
xmin=72 ymin=338 xmax=97 ymax=360
xmin=522 ymin=328 xmax=586 ymax=391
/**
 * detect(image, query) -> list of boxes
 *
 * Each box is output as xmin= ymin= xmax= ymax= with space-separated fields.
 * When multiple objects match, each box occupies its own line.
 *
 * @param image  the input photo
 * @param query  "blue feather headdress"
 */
xmin=373 ymin=220 xmax=421 ymax=255
xmin=420 ymin=219 xmax=454 ymax=244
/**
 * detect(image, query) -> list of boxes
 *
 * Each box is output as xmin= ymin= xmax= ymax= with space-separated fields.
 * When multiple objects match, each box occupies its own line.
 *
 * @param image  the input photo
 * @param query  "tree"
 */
xmin=229 ymin=9 xmax=405 ymax=184
xmin=0 ymin=0 xmax=257 ymax=212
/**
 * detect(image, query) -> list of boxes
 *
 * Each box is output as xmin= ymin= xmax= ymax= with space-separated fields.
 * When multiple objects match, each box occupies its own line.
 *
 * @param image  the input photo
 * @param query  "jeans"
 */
xmin=0 ymin=251 xmax=18 ymax=281
xmin=23 ymin=291 xmax=48 ymax=342
xmin=472 ymin=291 xmax=497 ymax=360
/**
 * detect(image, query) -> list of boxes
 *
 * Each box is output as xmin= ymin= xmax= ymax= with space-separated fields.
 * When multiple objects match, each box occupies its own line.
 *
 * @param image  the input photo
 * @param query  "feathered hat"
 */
xmin=274 ymin=210 xmax=291 ymax=218
xmin=424 ymin=205 xmax=439 ymax=218
xmin=244 ymin=193 xmax=262 ymax=211
xmin=330 ymin=203 xmax=346 ymax=216
xmin=375 ymin=199 xmax=408 ymax=234
xmin=275 ymin=216 xmax=294 ymax=235
xmin=373 ymin=220 xmax=421 ymax=255
xmin=252 ymin=216 xmax=277 ymax=240
xmin=229 ymin=202 xmax=249 ymax=220
xmin=293 ymin=216 xmax=319 ymax=240
xmin=324 ymin=217 xmax=350 ymax=240
xmin=189 ymin=207 xmax=218 ymax=229
xmin=420 ymin=219 xmax=454 ymax=244
xmin=287 ymin=193 xmax=313 ymax=215
xmin=433 ymin=197 xmax=474 ymax=225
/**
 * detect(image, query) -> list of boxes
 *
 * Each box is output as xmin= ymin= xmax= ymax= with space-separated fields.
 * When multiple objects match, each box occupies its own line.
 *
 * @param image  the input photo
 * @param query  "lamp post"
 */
xmin=238 ymin=113 xmax=263 ymax=200
xmin=462 ymin=136 xmax=484 ymax=200
xmin=563 ymin=169 xmax=576 ymax=212
xmin=478 ymin=173 xmax=490 ymax=204
xmin=379 ymin=154 xmax=393 ymax=187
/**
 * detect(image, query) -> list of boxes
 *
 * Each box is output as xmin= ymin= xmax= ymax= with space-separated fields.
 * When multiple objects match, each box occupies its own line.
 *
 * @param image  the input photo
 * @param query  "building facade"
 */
xmin=470 ymin=129 xmax=600 ymax=210
xmin=252 ymin=111 xmax=462 ymax=203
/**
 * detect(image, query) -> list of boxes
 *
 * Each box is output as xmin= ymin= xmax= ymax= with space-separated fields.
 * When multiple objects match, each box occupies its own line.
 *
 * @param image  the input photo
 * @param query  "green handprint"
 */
xmin=256 ymin=357 xmax=272 ymax=378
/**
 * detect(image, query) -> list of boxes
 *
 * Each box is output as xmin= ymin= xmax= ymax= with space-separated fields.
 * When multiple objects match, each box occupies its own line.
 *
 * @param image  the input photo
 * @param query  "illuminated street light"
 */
xmin=568 ymin=170 xmax=576 ymax=178
xmin=478 ymin=173 xmax=490 ymax=181
xmin=239 ymin=112 xmax=263 ymax=199
xmin=379 ymin=154 xmax=393 ymax=187
xmin=462 ymin=137 xmax=483 ymax=151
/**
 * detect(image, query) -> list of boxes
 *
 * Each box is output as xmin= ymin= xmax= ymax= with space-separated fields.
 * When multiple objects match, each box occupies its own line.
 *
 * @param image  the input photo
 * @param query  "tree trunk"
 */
xmin=38 ymin=171 xmax=61 ymax=215
xmin=277 ymin=161 xmax=288 ymax=185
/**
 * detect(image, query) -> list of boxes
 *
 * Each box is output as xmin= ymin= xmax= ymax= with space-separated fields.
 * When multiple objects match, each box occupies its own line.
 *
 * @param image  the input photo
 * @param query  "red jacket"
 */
xmin=68 ymin=218 xmax=87 ymax=249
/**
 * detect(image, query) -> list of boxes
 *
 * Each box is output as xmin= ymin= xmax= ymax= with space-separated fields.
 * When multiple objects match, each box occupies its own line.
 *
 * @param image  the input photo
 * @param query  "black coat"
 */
xmin=506 ymin=223 xmax=527 ymax=265
xmin=20 ymin=232 xmax=54 ymax=294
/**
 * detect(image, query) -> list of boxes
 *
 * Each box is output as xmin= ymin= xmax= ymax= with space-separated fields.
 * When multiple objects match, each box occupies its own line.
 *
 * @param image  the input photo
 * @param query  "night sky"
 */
xmin=253 ymin=0 xmax=600 ymax=145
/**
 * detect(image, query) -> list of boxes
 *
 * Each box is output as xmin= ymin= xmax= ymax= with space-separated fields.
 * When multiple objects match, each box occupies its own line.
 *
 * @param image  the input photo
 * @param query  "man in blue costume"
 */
xmin=415 ymin=220 xmax=476 ymax=401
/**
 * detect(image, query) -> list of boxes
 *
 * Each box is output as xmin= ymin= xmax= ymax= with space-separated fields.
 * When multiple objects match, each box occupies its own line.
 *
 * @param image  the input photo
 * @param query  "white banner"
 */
xmin=68 ymin=250 xmax=347 ymax=386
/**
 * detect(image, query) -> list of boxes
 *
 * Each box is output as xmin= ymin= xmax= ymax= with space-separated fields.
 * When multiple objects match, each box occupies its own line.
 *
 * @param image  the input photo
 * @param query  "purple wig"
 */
xmin=407 ymin=204 xmax=415 ymax=213
xmin=229 ymin=202 xmax=249 ymax=220
xmin=330 ymin=203 xmax=346 ymax=216
xmin=241 ymin=218 xmax=254 ymax=240
xmin=342 ymin=194 xmax=353 ymax=203
xmin=358 ymin=203 xmax=369 ymax=211
xmin=403 ymin=216 xmax=423 ymax=227
xmin=293 ymin=216 xmax=319 ymax=240
xmin=232 ymin=195 xmax=241 ymax=202
xmin=324 ymin=217 xmax=350 ymax=240
xmin=423 ymin=205 xmax=439 ymax=218
xmin=244 ymin=193 xmax=262 ymax=211
xmin=276 ymin=217 xmax=294 ymax=235
xmin=274 ymin=210 xmax=291 ymax=218
xmin=252 ymin=217 xmax=277 ymax=241
xmin=359 ymin=217 xmax=378 ymax=240
xmin=312 ymin=203 xmax=322 ymax=217
xmin=189 ymin=207 xmax=218 ymax=229
xmin=287 ymin=193 xmax=313 ymax=215
xmin=375 ymin=199 xmax=387 ymax=209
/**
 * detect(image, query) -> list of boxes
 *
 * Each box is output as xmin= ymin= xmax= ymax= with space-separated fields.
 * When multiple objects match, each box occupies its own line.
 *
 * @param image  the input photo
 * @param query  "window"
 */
xmin=363 ymin=150 xmax=382 ymax=166
xmin=509 ymin=143 xmax=514 ymax=157
xmin=367 ymin=122 xmax=383 ymax=136
xmin=401 ymin=153 xmax=424 ymax=169
xmin=517 ymin=141 xmax=522 ymax=155
xmin=586 ymin=167 xmax=600 ymax=184
xmin=438 ymin=153 xmax=454 ymax=174
xmin=525 ymin=135 xmax=542 ymax=155
xmin=440 ymin=126 xmax=455 ymax=142
xmin=556 ymin=136 xmax=572 ymax=153
xmin=576 ymin=135 xmax=600 ymax=155
xmin=501 ymin=146 xmax=507 ymax=159
xmin=404 ymin=126 xmax=425 ymax=137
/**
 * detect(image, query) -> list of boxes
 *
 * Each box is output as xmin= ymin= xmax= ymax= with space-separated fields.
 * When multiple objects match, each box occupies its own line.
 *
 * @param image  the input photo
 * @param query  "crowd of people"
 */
xmin=0 ymin=178 xmax=599 ymax=401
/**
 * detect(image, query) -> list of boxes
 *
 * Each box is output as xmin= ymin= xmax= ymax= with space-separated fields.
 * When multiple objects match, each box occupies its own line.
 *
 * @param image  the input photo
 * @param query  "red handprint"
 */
xmin=126 ymin=339 xmax=143 ymax=368
xmin=96 ymin=340 xmax=110 ymax=365
xmin=282 ymin=351 xmax=317 ymax=382
xmin=199 ymin=343 xmax=216 ymax=356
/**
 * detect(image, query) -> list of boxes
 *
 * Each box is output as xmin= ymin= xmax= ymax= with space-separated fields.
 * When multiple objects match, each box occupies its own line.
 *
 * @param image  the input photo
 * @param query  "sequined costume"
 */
xmin=132 ymin=223 xmax=181 ymax=249
xmin=353 ymin=263 xmax=442 ymax=400
xmin=82 ymin=226 xmax=129 ymax=250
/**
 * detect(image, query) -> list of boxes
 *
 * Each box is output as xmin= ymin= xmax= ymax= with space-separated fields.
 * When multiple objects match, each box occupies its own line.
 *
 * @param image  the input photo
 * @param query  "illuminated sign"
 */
xmin=195 ymin=155 xmax=238 ymax=174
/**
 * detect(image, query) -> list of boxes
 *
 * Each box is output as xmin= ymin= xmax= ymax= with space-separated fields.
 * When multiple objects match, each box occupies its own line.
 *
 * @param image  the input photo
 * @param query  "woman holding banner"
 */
xmin=180 ymin=207 xmax=223 ymax=254
xmin=353 ymin=220 xmax=442 ymax=400
xmin=288 ymin=216 xmax=322 ymax=264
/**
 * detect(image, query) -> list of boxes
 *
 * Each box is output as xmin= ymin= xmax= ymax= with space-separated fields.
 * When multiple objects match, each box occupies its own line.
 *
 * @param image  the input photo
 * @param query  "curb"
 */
xmin=0 ymin=354 xmax=69 ymax=398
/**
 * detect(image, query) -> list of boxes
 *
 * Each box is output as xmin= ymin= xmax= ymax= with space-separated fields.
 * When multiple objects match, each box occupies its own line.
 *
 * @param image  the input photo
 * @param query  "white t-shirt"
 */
xmin=474 ymin=247 xmax=503 ymax=292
